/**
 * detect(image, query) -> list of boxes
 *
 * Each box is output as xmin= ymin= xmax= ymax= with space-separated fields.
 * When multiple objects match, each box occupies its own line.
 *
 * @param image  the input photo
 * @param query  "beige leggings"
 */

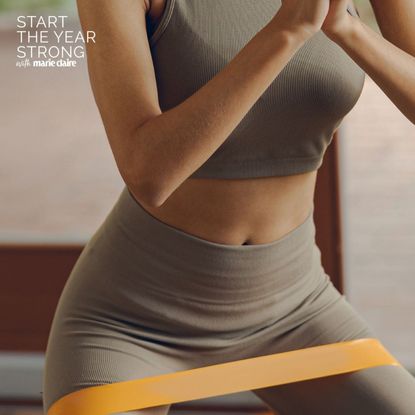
xmin=42 ymin=186 xmax=415 ymax=415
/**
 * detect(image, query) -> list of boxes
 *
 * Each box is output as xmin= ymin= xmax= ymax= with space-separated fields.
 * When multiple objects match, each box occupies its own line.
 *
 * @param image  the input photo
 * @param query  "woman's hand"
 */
xmin=274 ymin=0 xmax=330 ymax=39
xmin=275 ymin=0 xmax=361 ymax=43
xmin=321 ymin=0 xmax=360 ymax=41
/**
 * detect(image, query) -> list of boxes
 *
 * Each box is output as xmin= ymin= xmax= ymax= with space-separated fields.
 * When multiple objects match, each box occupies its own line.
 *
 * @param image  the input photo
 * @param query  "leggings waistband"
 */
xmin=112 ymin=186 xmax=319 ymax=281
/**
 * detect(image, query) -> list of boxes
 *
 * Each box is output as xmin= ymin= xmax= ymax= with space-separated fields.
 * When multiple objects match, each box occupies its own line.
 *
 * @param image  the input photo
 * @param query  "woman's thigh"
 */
xmin=254 ymin=365 xmax=415 ymax=415
xmin=250 ymin=280 xmax=415 ymax=415
xmin=41 ymin=219 xmax=183 ymax=415
xmin=42 ymin=311 xmax=176 ymax=415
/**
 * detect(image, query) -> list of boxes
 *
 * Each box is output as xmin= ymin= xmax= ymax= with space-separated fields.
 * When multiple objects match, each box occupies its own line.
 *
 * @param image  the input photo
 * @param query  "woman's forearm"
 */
xmin=330 ymin=18 xmax=415 ymax=125
xmin=129 ymin=18 xmax=311 ymax=207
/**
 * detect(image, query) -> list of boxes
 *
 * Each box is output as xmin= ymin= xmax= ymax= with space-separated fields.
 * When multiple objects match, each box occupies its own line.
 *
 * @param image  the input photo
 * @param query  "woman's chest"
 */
xmin=149 ymin=0 xmax=365 ymax=116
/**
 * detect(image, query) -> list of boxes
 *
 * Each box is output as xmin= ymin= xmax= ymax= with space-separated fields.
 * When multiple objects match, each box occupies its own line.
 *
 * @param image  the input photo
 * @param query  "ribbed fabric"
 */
xmin=42 ymin=186 xmax=415 ymax=415
xmin=146 ymin=0 xmax=366 ymax=178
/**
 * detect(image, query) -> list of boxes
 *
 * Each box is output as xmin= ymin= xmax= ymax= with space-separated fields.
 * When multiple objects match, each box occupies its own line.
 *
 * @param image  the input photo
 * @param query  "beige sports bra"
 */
xmin=146 ymin=0 xmax=365 ymax=179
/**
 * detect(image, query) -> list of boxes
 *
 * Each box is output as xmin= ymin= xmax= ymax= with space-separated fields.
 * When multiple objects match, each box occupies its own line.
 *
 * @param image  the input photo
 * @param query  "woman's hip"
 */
xmin=51 ymin=185 xmax=336 ymax=346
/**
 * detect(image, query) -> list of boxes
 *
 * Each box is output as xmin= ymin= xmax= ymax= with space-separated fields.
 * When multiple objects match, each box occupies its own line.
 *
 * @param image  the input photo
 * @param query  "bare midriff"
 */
xmin=140 ymin=171 xmax=318 ymax=246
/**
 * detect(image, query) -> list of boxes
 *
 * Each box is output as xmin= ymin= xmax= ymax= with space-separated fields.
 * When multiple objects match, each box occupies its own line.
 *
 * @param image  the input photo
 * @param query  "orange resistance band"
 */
xmin=48 ymin=338 xmax=401 ymax=415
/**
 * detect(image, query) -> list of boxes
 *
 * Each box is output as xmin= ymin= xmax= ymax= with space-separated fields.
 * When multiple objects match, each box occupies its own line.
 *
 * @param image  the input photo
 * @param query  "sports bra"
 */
xmin=146 ymin=0 xmax=365 ymax=179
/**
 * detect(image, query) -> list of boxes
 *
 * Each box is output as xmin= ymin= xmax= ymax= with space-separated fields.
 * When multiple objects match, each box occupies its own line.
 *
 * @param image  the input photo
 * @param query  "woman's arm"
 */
xmin=369 ymin=0 xmax=415 ymax=56
xmin=76 ymin=0 xmax=330 ymax=208
xmin=322 ymin=0 xmax=415 ymax=125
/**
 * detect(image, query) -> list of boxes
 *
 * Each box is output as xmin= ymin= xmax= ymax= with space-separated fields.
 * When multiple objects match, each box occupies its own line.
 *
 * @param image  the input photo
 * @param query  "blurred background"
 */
xmin=1 ymin=0 xmax=415 ymax=414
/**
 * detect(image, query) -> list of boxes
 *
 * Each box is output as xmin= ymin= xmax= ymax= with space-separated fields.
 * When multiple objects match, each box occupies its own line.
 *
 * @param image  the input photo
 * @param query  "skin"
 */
xmin=73 ymin=2 xmax=415 ymax=414
xmin=76 ymin=0 xmax=415 ymax=252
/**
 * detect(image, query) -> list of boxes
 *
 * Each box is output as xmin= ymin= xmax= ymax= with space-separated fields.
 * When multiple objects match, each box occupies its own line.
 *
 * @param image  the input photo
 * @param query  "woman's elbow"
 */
xmin=124 ymin=171 xmax=167 ymax=208
xmin=112 ymin=134 xmax=168 ymax=208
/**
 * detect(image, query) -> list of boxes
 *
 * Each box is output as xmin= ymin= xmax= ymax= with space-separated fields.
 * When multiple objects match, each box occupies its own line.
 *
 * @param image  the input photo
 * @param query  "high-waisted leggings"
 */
xmin=42 ymin=185 xmax=415 ymax=415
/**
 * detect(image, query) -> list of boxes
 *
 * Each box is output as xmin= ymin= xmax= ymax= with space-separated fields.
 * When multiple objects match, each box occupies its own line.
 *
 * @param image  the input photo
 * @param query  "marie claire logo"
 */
xmin=16 ymin=15 xmax=96 ymax=68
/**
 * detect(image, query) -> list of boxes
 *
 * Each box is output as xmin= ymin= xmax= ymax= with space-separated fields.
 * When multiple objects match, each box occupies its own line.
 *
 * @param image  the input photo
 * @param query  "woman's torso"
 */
xmin=142 ymin=0 xmax=355 ymax=246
